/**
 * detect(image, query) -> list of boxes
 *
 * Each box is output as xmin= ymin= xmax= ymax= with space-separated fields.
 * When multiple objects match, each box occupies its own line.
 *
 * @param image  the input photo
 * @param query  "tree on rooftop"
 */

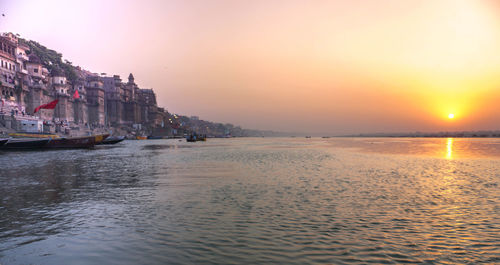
xmin=19 ymin=38 xmax=78 ymax=83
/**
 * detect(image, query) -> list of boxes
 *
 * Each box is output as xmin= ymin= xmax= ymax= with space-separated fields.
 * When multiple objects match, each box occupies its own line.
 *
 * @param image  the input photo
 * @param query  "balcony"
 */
xmin=31 ymin=82 xmax=44 ymax=90
xmin=17 ymin=53 xmax=29 ymax=61
xmin=0 ymin=50 xmax=15 ymax=61
xmin=56 ymin=91 xmax=69 ymax=97
xmin=0 ymin=80 xmax=14 ymax=89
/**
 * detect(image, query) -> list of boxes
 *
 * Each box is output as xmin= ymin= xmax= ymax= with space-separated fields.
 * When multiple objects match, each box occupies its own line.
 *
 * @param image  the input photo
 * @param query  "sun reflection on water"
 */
xmin=446 ymin=138 xmax=453 ymax=159
xmin=330 ymin=137 xmax=500 ymax=159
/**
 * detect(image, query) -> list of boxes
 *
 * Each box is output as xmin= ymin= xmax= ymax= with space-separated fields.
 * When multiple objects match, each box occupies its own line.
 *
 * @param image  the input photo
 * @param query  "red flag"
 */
xmin=34 ymin=99 xmax=59 ymax=113
xmin=73 ymin=90 xmax=80 ymax=99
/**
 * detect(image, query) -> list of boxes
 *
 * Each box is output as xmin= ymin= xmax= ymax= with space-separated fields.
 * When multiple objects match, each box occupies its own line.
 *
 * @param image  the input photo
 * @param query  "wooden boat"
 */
xmin=136 ymin=136 xmax=147 ymax=140
xmin=2 ymin=138 xmax=50 ymax=150
xmin=45 ymin=136 xmax=95 ymax=149
xmin=9 ymin=132 xmax=59 ymax=138
xmin=94 ymin=134 xmax=110 ymax=144
xmin=147 ymin=135 xmax=164 ymax=140
xmin=0 ymin=139 xmax=9 ymax=147
xmin=98 ymin=136 xmax=125 ymax=145
xmin=186 ymin=134 xmax=206 ymax=142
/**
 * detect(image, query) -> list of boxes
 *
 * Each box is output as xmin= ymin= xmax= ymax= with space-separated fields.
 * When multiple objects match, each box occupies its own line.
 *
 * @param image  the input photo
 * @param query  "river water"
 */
xmin=0 ymin=137 xmax=499 ymax=264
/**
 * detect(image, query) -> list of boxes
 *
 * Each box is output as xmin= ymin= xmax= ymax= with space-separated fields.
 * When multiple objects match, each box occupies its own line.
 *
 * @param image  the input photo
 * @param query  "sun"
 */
xmin=448 ymin=113 xmax=455 ymax=119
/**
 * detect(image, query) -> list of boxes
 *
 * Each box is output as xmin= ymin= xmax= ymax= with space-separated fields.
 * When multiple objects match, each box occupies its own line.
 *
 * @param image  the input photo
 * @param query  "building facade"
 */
xmin=0 ymin=32 xmax=168 ymax=134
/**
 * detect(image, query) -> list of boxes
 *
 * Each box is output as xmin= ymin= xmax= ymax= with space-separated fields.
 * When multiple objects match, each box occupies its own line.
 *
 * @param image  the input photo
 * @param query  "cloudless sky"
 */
xmin=3 ymin=0 xmax=500 ymax=134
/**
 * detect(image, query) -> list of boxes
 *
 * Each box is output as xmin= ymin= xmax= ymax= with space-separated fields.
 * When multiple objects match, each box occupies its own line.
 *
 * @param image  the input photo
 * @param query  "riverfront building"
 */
xmin=0 ymin=32 xmax=168 ymax=135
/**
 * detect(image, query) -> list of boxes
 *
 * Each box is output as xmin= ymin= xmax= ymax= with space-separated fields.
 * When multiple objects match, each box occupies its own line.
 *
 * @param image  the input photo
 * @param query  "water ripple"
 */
xmin=0 ymin=138 xmax=499 ymax=264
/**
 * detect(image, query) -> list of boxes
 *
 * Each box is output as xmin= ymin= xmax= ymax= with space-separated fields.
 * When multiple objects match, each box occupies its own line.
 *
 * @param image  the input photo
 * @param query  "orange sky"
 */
xmin=3 ymin=0 xmax=500 ymax=134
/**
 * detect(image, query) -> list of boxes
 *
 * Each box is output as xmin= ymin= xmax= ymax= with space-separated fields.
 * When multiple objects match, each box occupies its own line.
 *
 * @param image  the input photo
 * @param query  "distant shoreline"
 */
xmin=334 ymin=131 xmax=500 ymax=138
xmin=335 ymin=135 xmax=500 ymax=138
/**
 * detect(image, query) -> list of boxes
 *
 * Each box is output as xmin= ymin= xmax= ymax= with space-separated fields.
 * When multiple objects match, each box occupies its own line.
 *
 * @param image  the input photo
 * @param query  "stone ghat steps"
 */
xmin=1 ymin=100 xmax=40 ymax=121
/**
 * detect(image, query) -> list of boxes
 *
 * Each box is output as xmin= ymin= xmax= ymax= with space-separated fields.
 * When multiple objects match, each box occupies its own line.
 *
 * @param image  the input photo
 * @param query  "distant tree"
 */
xmin=19 ymin=38 xmax=78 ymax=83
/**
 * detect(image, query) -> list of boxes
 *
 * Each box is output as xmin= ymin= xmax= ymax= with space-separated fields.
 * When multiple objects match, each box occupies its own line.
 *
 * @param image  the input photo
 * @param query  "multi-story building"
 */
xmin=72 ymin=77 xmax=88 ymax=124
xmin=0 ymin=34 xmax=18 ymax=100
xmin=86 ymin=75 xmax=105 ymax=126
xmin=0 ymin=32 xmax=169 ymax=135
xmin=102 ymin=75 xmax=123 ymax=126
xmin=51 ymin=67 xmax=74 ymax=122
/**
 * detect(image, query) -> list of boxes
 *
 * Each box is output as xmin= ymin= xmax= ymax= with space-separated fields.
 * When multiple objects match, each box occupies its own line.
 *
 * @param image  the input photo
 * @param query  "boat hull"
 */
xmin=94 ymin=134 xmax=110 ymax=144
xmin=186 ymin=133 xmax=207 ymax=142
xmin=0 ymin=139 xmax=9 ymax=147
xmin=147 ymin=136 xmax=164 ymax=140
xmin=98 ymin=136 xmax=125 ymax=145
xmin=2 ymin=139 xmax=50 ymax=150
xmin=45 ymin=136 xmax=95 ymax=149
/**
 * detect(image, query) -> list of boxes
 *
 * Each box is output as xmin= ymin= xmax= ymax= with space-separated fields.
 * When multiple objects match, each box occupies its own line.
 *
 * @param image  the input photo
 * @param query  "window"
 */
xmin=34 ymin=68 xmax=38 ymax=73
xmin=60 ymin=80 xmax=63 ymax=84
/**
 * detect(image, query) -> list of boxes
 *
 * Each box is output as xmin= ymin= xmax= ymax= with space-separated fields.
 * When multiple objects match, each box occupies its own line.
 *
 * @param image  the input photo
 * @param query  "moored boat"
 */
xmin=136 ymin=136 xmax=147 ymax=140
xmin=1 ymin=138 xmax=50 ymax=150
xmin=94 ymin=134 xmax=110 ymax=144
xmin=98 ymin=136 xmax=125 ymax=145
xmin=45 ymin=136 xmax=95 ymax=149
xmin=186 ymin=134 xmax=206 ymax=142
xmin=147 ymin=135 xmax=164 ymax=140
xmin=0 ymin=139 xmax=9 ymax=147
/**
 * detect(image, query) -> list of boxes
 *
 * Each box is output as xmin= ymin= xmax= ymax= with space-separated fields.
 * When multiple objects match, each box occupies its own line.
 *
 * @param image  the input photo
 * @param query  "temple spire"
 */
xmin=128 ymin=73 xmax=135 ymax=84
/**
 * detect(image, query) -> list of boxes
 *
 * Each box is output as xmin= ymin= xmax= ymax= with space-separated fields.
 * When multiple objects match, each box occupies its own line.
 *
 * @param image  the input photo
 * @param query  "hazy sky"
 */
xmin=3 ymin=0 xmax=500 ymax=134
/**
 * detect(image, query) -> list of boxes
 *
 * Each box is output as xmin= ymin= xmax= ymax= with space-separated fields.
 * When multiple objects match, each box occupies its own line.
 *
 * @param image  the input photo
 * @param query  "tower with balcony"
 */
xmin=86 ymin=75 xmax=105 ymax=126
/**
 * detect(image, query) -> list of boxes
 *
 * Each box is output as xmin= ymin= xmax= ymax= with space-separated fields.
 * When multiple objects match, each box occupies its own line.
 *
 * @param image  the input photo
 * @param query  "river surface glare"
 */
xmin=0 ymin=137 xmax=499 ymax=264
